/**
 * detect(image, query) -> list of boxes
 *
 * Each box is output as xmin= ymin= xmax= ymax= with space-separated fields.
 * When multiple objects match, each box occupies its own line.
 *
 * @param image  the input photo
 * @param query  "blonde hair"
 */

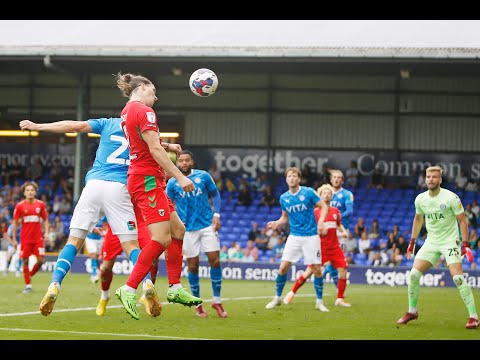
xmin=317 ymin=184 xmax=334 ymax=197
xmin=329 ymin=169 xmax=344 ymax=179
xmin=285 ymin=167 xmax=301 ymax=177
xmin=115 ymin=72 xmax=153 ymax=98
xmin=426 ymin=165 xmax=443 ymax=176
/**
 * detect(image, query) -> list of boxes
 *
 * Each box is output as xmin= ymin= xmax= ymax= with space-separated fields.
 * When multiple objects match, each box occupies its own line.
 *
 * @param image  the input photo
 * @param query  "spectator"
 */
xmin=341 ymin=232 xmax=358 ymax=254
xmin=269 ymin=237 xmax=285 ymax=263
xmin=465 ymin=204 xmax=477 ymax=228
xmin=318 ymin=164 xmax=331 ymax=186
xmin=254 ymin=226 xmax=270 ymax=251
xmin=52 ymin=195 xmax=61 ymax=214
xmin=469 ymin=229 xmax=480 ymax=250
xmin=219 ymin=245 xmax=229 ymax=261
xmin=230 ymin=243 xmax=244 ymax=262
xmin=415 ymin=169 xmax=427 ymax=190
xmin=259 ymin=186 xmax=278 ymax=208
xmin=58 ymin=197 xmax=72 ymax=214
xmin=8 ymin=159 xmax=25 ymax=184
xmin=227 ymin=241 xmax=239 ymax=259
xmin=471 ymin=199 xmax=480 ymax=218
xmin=369 ymin=168 xmax=385 ymax=189
xmin=454 ymin=170 xmax=468 ymax=190
xmin=345 ymin=160 xmax=359 ymax=189
xmin=248 ymin=222 xmax=261 ymax=242
xmin=300 ymin=164 xmax=315 ymax=187
xmin=208 ymin=164 xmax=223 ymax=192
xmin=27 ymin=158 xmax=44 ymax=181
xmin=354 ymin=217 xmax=366 ymax=238
xmin=267 ymin=229 xmax=282 ymax=250
xmin=53 ymin=216 xmax=65 ymax=246
xmin=465 ymin=177 xmax=478 ymax=192
xmin=237 ymin=187 xmax=252 ymax=206
xmin=345 ymin=253 xmax=356 ymax=265
xmin=242 ymin=240 xmax=259 ymax=262
xmin=371 ymin=251 xmax=389 ymax=267
xmin=390 ymin=235 xmax=408 ymax=267
xmin=358 ymin=231 xmax=372 ymax=255
xmin=368 ymin=219 xmax=381 ymax=239
xmin=224 ymin=177 xmax=237 ymax=193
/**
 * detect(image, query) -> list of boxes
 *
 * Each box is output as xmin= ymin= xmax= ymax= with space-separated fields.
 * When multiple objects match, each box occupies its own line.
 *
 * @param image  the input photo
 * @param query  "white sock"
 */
xmin=101 ymin=290 xmax=109 ymax=300
xmin=169 ymin=283 xmax=182 ymax=291
xmin=51 ymin=282 xmax=60 ymax=290
xmin=124 ymin=285 xmax=136 ymax=293
xmin=408 ymin=307 xmax=418 ymax=314
xmin=213 ymin=296 xmax=221 ymax=304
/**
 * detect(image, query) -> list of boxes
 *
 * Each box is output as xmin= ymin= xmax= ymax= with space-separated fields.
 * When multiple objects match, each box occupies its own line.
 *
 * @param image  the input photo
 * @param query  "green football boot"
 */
xmin=166 ymin=287 xmax=202 ymax=307
xmin=115 ymin=286 xmax=139 ymax=320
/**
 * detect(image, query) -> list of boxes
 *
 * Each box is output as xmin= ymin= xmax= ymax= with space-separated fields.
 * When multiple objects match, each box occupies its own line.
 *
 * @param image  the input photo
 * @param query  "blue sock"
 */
xmin=188 ymin=272 xmax=200 ymax=297
xmin=129 ymin=248 xmax=151 ymax=281
xmin=91 ymin=258 xmax=98 ymax=276
xmin=324 ymin=264 xmax=339 ymax=287
xmin=210 ymin=267 xmax=222 ymax=297
xmin=313 ymin=275 xmax=324 ymax=300
xmin=52 ymin=244 xmax=77 ymax=284
xmin=129 ymin=248 xmax=140 ymax=265
xmin=275 ymin=273 xmax=287 ymax=297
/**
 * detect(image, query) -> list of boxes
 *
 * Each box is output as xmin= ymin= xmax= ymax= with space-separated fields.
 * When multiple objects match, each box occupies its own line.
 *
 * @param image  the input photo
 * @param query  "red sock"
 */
xmin=150 ymin=262 xmax=159 ymax=284
xmin=165 ymin=238 xmax=183 ymax=285
xmin=337 ymin=278 xmax=347 ymax=299
xmin=126 ymin=241 xmax=165 ymax=289
xmin=23 ymin=263 xmax=31 ymax=285
xmin=100 ymin=268 xmax=113 ymax=291
xmin=292 ymin=274 xmax=307 ymax=293
xmin=29 ymin=263 xmax=41 ymax=277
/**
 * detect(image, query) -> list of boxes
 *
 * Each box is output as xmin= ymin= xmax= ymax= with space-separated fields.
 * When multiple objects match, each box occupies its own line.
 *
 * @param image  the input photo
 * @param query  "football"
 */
xmin=189 ymin=68 xmax=218 ymax=97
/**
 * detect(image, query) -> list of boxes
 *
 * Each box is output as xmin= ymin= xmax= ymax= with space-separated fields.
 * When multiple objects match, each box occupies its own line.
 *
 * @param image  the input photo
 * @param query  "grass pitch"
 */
xmin=0 ymin=272 xmax=478 ymax=340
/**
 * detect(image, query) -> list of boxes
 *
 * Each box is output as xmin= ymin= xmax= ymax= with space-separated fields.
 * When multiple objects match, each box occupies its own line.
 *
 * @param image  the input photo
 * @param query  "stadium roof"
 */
xmin=1 ymin=20 xmax=480 ymax=59
xmin=1 ymin=20 xmax=480 ymax=77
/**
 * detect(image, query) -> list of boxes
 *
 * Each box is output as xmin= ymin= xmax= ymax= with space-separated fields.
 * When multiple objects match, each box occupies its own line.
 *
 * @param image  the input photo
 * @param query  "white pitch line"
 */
xmin=0 ymin=294 xmax=317 ymax=317
xmin=0 ymin=327 xmax=214 ymax=340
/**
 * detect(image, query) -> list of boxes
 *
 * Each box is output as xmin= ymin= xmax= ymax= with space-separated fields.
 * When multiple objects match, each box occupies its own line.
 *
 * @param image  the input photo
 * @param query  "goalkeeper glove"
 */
xmin=461 ymin=241 xmax=474 ymax=263
xmin=407 ymin=238 xmax=416 ymax=259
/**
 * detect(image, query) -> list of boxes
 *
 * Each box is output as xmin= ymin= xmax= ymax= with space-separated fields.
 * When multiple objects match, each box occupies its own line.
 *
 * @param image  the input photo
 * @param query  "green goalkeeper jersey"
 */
xmin=414 ymin=188 xmax=465 ymax=244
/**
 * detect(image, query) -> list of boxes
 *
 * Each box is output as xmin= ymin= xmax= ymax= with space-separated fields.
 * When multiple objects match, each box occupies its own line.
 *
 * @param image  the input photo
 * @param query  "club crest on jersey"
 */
xmin=333 ymin=214 xmax=337 ymax=220
xmin=194 ymin=177 xmax=201 ymax=183
xmin=146 ymin=112 xmax=156 ymax=124
xmin=337 ymin=193 xmax=343 ymax=198
xmin=440 ymin=204 xmax=446 ymax=210
xmin=127 ymin=221 xmax=136 ymax=231
xmin=159 ymin=209 xmax=165 ymax=216
xmin=36 ymin=208 xmax=41 ymax=214
xmin=299 ymin=195 xmax=305 ymax=202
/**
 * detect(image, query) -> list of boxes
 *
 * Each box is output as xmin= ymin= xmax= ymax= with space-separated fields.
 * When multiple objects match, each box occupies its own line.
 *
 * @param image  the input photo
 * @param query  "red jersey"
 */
xmin=13 ymin=199 xmax=47 ymax=244
xmin=120 ymin=100 xmax=165 ymax=183
xmin=314 ymin=206 xmax=341 ymax=249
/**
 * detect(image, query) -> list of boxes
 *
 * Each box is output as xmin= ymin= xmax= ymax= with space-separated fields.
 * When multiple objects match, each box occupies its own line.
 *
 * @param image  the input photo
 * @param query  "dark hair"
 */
xmin=180 ymin=150 xmax=194 ymax=159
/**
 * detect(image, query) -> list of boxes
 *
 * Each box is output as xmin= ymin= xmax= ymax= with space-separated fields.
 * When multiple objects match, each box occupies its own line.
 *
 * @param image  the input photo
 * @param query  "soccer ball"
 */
xmin=189 ymin=68 xmax=218 ymax=97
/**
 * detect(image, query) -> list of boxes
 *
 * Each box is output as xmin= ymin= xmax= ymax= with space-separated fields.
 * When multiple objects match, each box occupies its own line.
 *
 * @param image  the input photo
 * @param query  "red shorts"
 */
xmin=19 ymin=241 xmax=45 ymax=259
xmin=321 ymin=245 xmax=348 ymax=269
xmin=128 ymin=174 xmax=172 ymax=226
xmin=102 ymin=218 xmax=155 ymax=261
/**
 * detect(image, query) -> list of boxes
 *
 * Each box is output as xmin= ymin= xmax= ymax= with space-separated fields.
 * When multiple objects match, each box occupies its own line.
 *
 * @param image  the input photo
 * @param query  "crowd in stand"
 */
xmin=1 ymin=157 xmax=480 ymax=269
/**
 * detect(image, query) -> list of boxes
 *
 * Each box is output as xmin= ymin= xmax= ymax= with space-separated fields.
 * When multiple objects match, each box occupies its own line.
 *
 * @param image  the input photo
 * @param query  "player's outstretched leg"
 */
xmin=115 ymin=286 xmax=139 ymax=320
xmin=139 ymin=280 xmax=162 ymax=317
xmin=39 ymin=283 xmax=60 ymax=316
xmin=167 ymin=287 xmax=202 ymax=307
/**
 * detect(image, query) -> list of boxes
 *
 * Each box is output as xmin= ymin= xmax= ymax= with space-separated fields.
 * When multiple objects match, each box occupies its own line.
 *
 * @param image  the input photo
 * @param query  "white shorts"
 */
xmin=183 ymin=225 xmax=220 ymax=258
xmin=69 ymin=179 xmax=137 ymax=242
xmin=281 ymin=234 xmax=322 ymax=265
xmin=85 ymin=237 xmax=103 ymax=255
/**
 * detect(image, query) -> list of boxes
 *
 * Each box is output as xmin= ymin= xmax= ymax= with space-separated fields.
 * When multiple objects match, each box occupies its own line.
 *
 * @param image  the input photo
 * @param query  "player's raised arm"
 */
xmin=20 ymin=119 xmax=93 ymax=133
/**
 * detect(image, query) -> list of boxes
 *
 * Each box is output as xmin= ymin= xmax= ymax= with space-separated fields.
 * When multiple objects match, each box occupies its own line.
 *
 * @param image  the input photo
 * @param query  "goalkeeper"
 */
xmin=397 ymin=166 xmax=478 ymax=329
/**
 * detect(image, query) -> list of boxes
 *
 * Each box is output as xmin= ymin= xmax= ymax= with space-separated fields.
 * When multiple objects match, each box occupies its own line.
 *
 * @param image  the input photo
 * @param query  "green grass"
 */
xmin=0 ymin=272 xmax=478 ymax=340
